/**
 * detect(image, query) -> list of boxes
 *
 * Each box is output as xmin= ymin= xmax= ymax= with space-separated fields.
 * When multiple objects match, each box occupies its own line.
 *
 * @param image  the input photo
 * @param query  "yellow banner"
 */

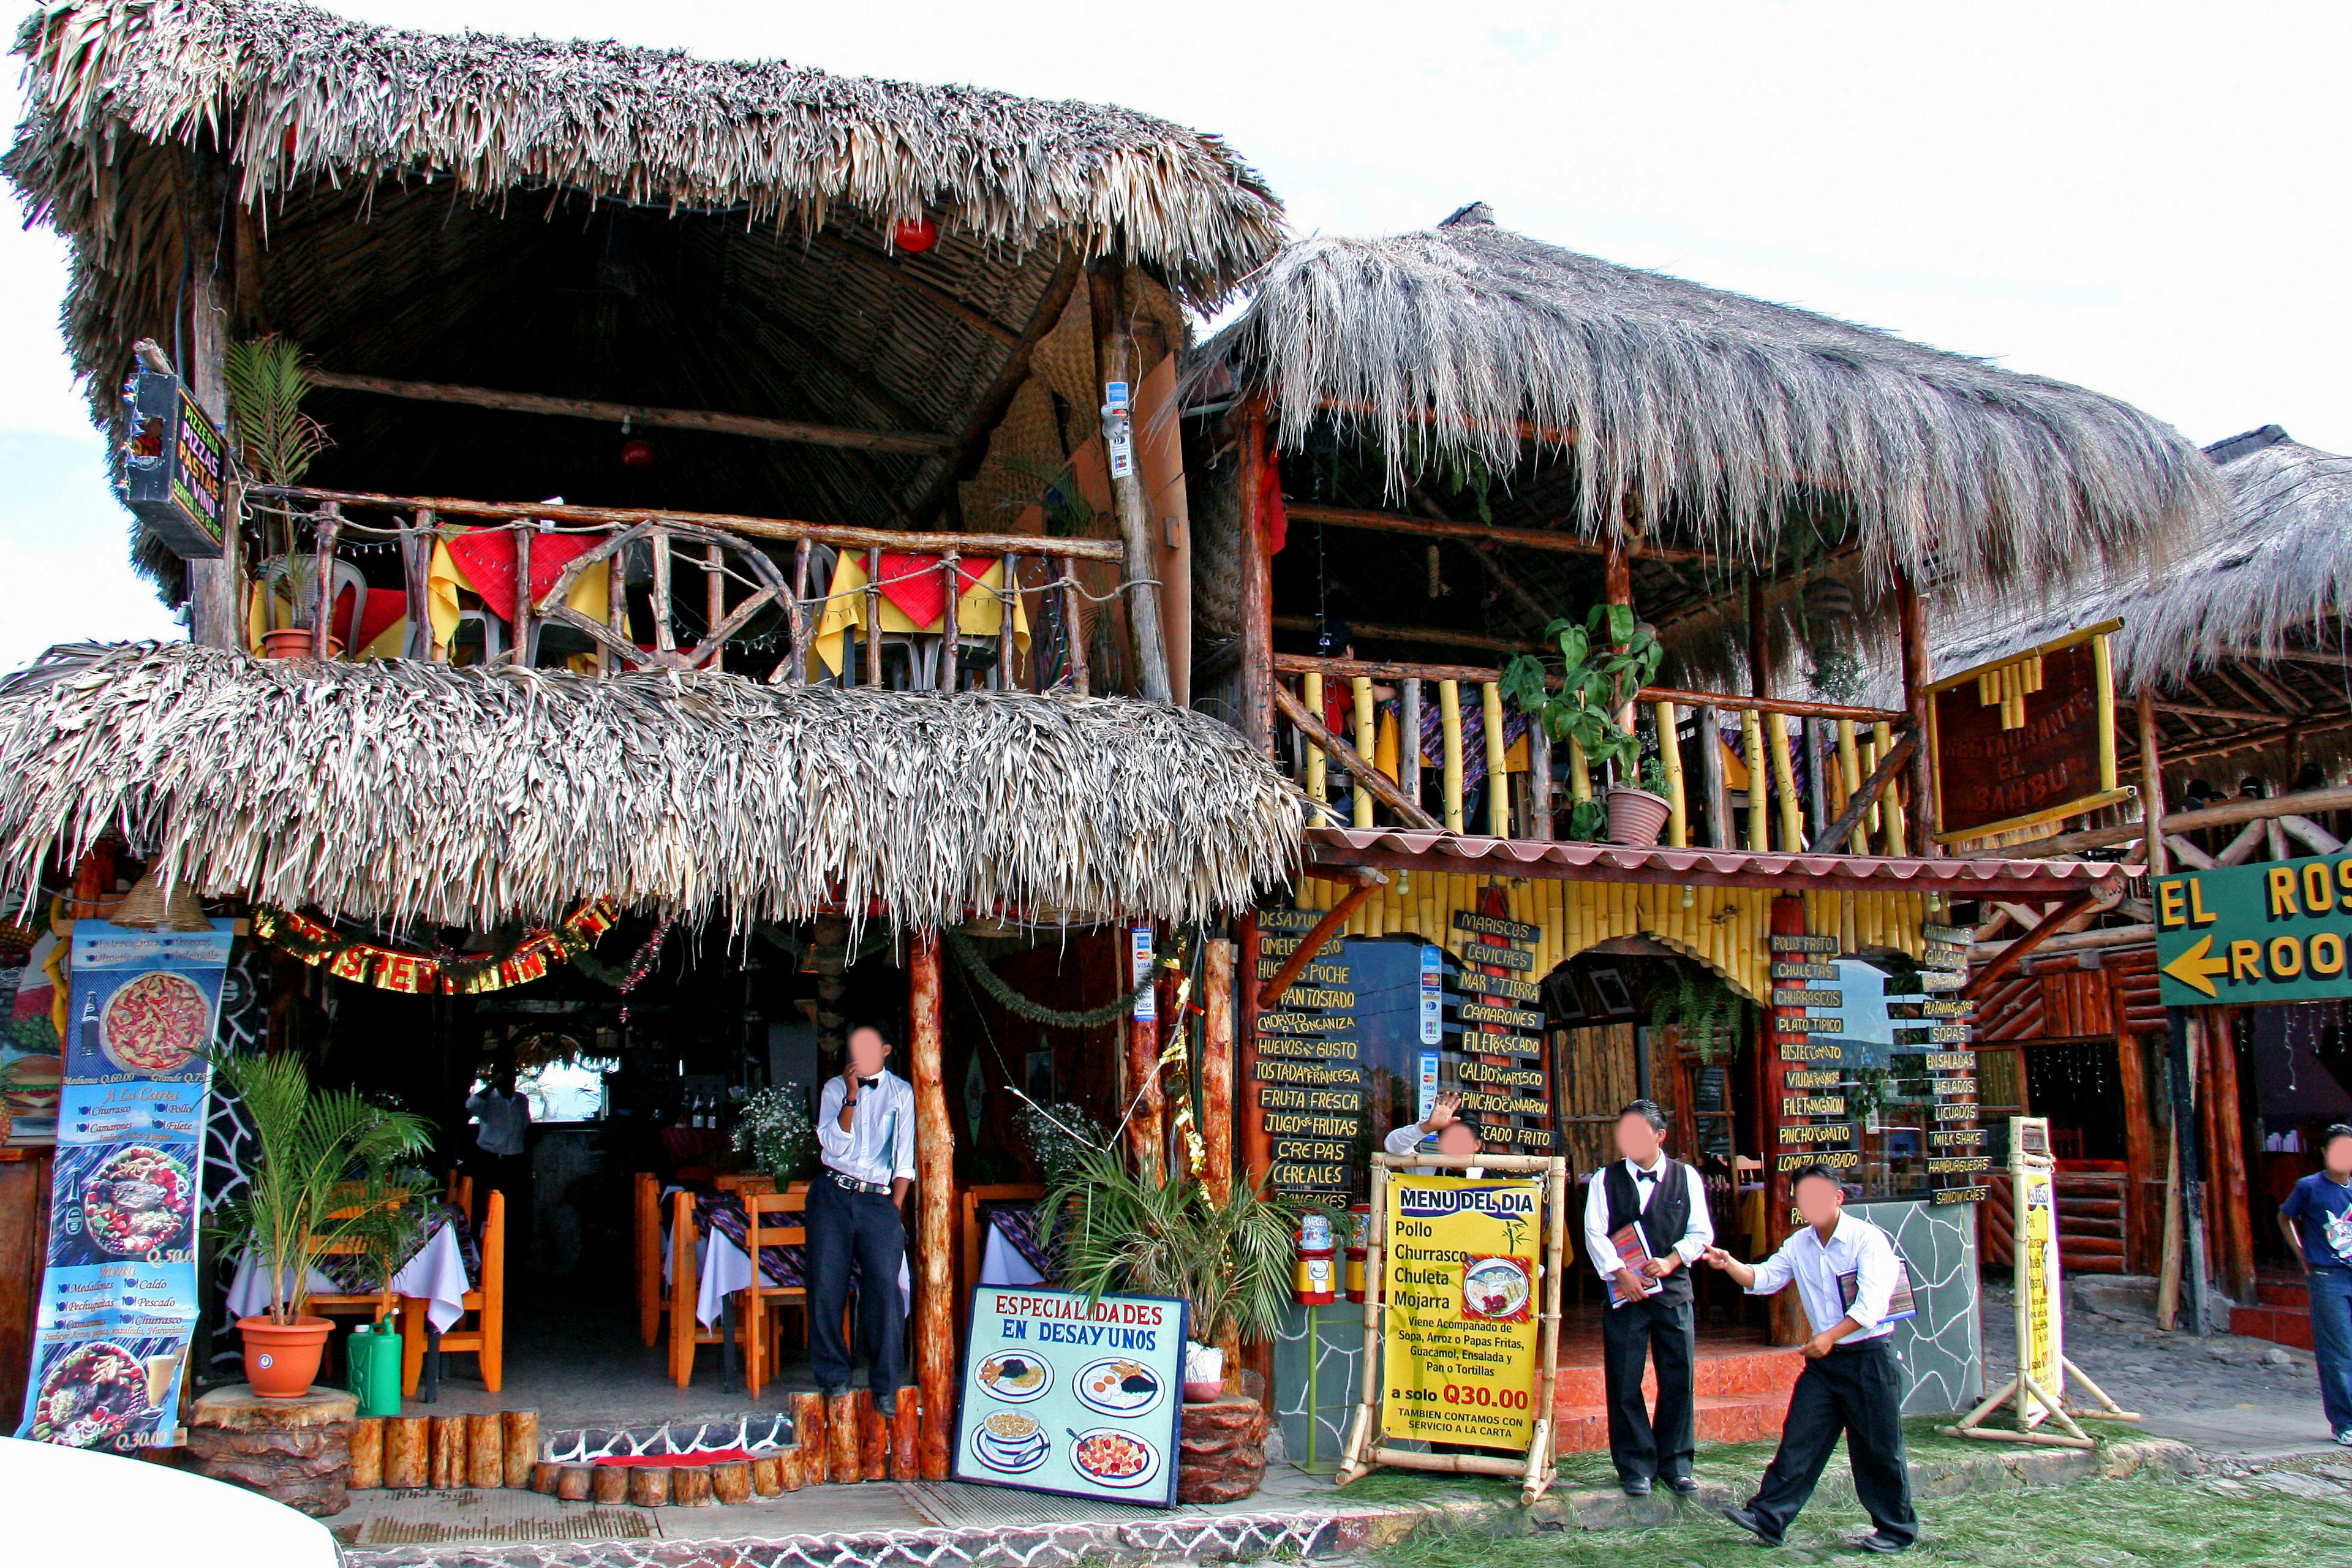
xmin=1381 ymin=1175 xmax=1542 ymax=1449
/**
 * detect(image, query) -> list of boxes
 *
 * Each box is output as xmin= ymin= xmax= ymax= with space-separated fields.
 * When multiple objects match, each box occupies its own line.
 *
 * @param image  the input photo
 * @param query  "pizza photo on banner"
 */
xmin=17 ymin=919 xmax=233 ymax=1449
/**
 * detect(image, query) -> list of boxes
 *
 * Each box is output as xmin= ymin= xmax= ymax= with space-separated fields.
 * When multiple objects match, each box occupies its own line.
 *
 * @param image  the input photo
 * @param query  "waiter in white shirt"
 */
xmin=809 ymin=1020 xmax=917 ymax=1417
xmin=1381 ymin=1090 xmax=1486 ymax=1176
xmin=1582 ymin=1099 xmax=1713 ymax=1497
xmin=1703 ymin=1164 xmax=1917 ymax=1555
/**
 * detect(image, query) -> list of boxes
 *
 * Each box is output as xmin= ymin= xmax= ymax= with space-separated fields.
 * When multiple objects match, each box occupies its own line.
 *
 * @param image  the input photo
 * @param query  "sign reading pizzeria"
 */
xmin=1930 ymin=622 xmax=2127 ymax=843
xmin=952 ymin=1286 xmax=1187 ymax=1507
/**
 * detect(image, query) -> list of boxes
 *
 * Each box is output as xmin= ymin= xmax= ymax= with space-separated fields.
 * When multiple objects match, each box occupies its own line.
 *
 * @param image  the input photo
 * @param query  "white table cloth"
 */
xmin=979 ymin=1221 xmax=1047 ymax=1287
xmin=665 ymin=1207 xmax=909 ymax=1327
xmin=226 ymin=1221 xmax=471 ymax=1333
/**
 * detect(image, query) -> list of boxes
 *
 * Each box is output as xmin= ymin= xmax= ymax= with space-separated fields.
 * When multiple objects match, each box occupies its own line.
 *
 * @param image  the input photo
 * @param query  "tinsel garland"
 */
xmin=944 ymin=927 xmax=1167 ymax=1028
xmin=253 ymin=901 xmax=619 ymax=995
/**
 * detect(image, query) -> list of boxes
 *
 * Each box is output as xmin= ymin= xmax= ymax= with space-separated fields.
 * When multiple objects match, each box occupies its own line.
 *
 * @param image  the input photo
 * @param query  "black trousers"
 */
xmin=1746 ymin=1337 xmax=1917 ymax=1545
xmin=1602 ymin=1294 xmax=1695 ymax=1482
xmin=805 ymin=1174 xmax=907 ymax=1408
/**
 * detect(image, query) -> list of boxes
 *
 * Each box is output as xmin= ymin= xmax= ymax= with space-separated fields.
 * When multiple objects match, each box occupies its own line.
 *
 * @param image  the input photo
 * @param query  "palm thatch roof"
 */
xmin=1199 ymin=204 xmax=2220 ymax=606
xmin=0 ymin=643 xmax=1302 ymax=930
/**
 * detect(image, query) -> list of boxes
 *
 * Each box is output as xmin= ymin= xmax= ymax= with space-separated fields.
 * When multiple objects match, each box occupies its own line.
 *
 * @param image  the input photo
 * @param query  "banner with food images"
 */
xmin=1380 ymin=1174 xmax=1544 ymax=1449
xmin=953 ymin=1285 xmax=1188 ymax=1507
xmin=16 ymin=919 xmax=233 ymax=1449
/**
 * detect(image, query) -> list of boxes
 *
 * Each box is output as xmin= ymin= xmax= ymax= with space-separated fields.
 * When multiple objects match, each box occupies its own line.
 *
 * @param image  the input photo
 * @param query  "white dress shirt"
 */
xmin=1743 ymin=1211 xmax=1899 ymax=1340
xmin=1582 ymin=1156 xmax=1714 ymax=1280
xmin=466 ymin=1088 xmax=530 ymax=1157
xmin=816 ymin=1068 xmax=917 ymax=1186
xmin=1382 ymin=1121 xmax=1482 ymax=1178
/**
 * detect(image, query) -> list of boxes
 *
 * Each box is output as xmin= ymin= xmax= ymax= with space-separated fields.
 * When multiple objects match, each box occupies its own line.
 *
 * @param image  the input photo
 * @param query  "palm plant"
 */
xmin=209 ymin=1050 xmax=432 ymax=1324
xmin=1039 ymin=1147 xmax=1316 ymax=1347
xmin=225 ymin=334 xmax=333 ymax=633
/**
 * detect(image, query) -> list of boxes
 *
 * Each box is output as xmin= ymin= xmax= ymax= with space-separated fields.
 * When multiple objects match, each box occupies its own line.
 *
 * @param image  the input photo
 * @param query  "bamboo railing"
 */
xmin=240 ymin=484 xmax=1127 ymax=692
xmin=1270 ymin=653 xmax=1920 ymax=855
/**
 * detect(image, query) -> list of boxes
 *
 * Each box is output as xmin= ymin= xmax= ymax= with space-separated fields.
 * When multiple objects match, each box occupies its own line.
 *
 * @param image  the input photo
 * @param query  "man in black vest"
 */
xmin=1581 ymin=1099 xmax=1714 ymax=1496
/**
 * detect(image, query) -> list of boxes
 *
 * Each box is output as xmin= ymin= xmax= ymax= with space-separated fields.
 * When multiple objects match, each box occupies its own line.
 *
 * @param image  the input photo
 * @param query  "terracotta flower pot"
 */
xmin=239 ymin=1314 xmax=334 ymax=1398
xmin=261 ymin=628 xmax=344 ymax=660
xmin=1605 ymin=786 xmax=1673 ymax=848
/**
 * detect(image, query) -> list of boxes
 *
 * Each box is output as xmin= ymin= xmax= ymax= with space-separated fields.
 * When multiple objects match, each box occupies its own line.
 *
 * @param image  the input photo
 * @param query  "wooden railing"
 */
xmin=243 ymin=485 xmax=1126 ymax=691
xmin=1270 ymin=653 xmax=1920 ymax=854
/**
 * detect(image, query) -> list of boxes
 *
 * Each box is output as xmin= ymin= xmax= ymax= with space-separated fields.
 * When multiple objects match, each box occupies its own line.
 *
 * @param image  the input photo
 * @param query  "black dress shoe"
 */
xmin=1666 ymin=1474 xmax=1700 ymax=1494
xmin=1721 ymin=1506 xmax=1783 ymax=1546
xmin=1621 ymin=1475 xmax=1653 ymax=1496
xmin=1853 ymin=1532 xmax=1910 ymax=1554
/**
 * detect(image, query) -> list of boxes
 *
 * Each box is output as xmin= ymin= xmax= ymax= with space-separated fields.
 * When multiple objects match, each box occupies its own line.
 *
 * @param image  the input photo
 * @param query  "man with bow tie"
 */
xmin=809 ymin=1021 xmax=916 ymax=1416
xmin=1582 ymin=1098 xmax=1714 ymax=1497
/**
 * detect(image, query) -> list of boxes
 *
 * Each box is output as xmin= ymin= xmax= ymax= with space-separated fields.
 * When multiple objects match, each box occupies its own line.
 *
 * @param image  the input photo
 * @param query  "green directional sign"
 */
xmin=2154 ymin=860 xmax=2352 ymax=1005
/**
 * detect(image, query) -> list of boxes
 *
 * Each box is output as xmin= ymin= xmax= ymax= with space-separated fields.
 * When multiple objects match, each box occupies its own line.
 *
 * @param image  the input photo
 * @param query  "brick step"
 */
xmin=2231 ymin=1303 xmax=2315 ymax=1352
xmin=1551 ymin=1344 xmax=1800 ymax=1411
xmin=2257 ymin=1279 xmax=2310 ymax=1308
xmin=1553 ymin=1391 xmax=1790 ymax=1453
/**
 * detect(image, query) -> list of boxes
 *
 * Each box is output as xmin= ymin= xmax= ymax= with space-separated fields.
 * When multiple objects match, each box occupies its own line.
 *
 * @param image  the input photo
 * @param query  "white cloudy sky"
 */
xmin=4 ymin=0 xmax=2346 ymax=668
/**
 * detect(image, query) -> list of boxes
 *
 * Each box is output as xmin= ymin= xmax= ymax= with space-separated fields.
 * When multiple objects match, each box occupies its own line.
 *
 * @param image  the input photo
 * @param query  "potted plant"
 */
xmin=209 ymin=1050 xmax=431 ymax=1398
xmin=1041 ymin=1148 xmax=1315 ymax=1404
xmin=224 ymin=335 xmax=336 ymax=658
xmin=1499 ymin=603 xmax=1668 ymax=845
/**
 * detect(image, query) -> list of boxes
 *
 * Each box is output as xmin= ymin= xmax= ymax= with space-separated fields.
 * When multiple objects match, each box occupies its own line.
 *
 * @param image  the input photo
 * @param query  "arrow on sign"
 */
xmin=2162 ymin=935 xmax=2230 ymax=999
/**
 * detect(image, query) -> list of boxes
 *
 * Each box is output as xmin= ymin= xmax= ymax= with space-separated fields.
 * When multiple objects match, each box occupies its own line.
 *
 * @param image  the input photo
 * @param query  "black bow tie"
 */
xmin=858 ymin=1077 xmax=880 ymax=1090
xmin=1635 ymin=1169 xmax=1659 ymax=1184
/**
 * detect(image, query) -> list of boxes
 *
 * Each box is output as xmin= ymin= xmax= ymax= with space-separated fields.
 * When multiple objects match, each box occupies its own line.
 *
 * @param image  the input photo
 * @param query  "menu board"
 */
xmin=1447 ymin=913 xmax=1553 ymax=1152
xmin=1770 ymin=933 xmax=1853 ymax=1189
xmin=17 ymin=921 xmax=232 ymax=1449
xmin=953 ymin=1285 xmax=1188 ymax=1507
xmin=1379 ymin=1175 xmax=1544 ymax=1449
xmin=1907 ymin=922 xmax=1985 ymax=1205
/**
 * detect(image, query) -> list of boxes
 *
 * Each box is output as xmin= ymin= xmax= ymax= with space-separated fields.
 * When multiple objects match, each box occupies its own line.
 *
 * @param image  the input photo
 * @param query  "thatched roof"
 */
xmin=1942 ymin=426 xmax=2352 ymax=685
xmin=1200 ymin=204 xmax=2221 ymax=602
xmin=10 ymin=0 xmax=1279 ymax=302
xmin=0 ymin=643 xmax=1302 ymax=930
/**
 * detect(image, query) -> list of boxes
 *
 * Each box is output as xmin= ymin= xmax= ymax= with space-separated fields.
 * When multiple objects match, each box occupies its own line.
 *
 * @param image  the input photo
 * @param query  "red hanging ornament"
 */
xmin=620 ymin=437 xmax=657 ymax=469
xmin=892 ymin=216 xmax=939 ymax=254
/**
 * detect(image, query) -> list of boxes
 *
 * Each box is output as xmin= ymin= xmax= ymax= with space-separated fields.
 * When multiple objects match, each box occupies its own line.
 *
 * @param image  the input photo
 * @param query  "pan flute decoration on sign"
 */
xmin=1929 ymin=622 xmax=2127 ymax=843
xmin=1450 ymin=913 xmax=1554 ymax=1153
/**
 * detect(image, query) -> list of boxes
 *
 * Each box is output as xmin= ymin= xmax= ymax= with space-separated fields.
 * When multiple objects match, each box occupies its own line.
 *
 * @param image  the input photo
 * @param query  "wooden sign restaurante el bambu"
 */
xmin=1930 ymin=623 xmax=2128 ymax=843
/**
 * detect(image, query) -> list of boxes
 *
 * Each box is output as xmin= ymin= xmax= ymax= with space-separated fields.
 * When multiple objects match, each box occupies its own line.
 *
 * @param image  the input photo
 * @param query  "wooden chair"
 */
xmin=635 ymin=1172 xmax=665 ymax=1346
xmin=401 ymin=1188 xmax=505 ymax=1395
xmin=442 ymin=1167 xmax=475 ymax=1227
xmin=715 ymin=1172 xmax=777 ymax=1196
xmin=741 ymin=1187 xmax=810 ymax=1398
xmin=959 ymin=1183 xmax=1047 ymax=1341
xmin=306 ymin=1195 xmax=404 ymax=1332
xmin=666 ymin=1189 xmax=741 ymax=1387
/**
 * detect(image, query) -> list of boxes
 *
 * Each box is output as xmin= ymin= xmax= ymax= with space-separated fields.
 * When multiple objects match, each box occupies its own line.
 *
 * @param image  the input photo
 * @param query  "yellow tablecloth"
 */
xmin=812 ymin=552 xmax=1031 ymax=679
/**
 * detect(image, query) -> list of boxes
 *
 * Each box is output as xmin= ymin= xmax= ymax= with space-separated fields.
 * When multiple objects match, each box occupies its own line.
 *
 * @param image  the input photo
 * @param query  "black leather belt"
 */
xmin=827 ymin=1169 xmax=894 ymax=1196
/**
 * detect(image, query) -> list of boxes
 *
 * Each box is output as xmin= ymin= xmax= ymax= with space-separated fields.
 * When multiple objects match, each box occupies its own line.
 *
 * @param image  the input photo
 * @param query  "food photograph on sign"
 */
xmin=953 ymin=1287 xmax=1187 ymax=1507
xmin=1381 ymin=1177 xmax=1545 ymax=1449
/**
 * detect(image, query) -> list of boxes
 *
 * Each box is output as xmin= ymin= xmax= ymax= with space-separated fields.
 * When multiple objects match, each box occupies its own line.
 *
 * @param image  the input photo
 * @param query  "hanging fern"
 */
xmin=1651 ymin=968 xmax=1743 ymax=1065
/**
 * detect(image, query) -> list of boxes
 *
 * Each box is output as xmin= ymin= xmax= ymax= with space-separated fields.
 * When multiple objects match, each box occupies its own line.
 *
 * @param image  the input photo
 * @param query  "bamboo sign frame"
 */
xmin=1334 ymin=1152 xmax=1569 ymax=1505
xmin=1929 ymin=620 xmax=2131 ymax=844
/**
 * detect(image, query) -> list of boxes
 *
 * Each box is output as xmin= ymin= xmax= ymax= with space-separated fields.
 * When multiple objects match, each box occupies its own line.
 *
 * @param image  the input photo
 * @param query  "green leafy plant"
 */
xmin=1499 ymin=603 xmax=1665 ymax=777
xmin=1650 ymin=969 xmax=1743 ymax=1066
xmin=224 ymin=335 xmax=330 ymax=489
xmin=1039 ymin=1147 xmax=1317 ymax=1347
xmin=208 ymin=1050 xmax=432 ymax=1324
xmin=733 ymin=1085 xmax=818 ymax=1182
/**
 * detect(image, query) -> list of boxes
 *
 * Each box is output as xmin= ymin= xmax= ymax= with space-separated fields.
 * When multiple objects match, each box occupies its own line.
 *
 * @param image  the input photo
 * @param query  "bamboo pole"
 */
xmin=1400 ymin=679 xmax=1423 ymax=813
xmin=1522 ymin=1155 xmax=1568 ymax=1504
xmin=1655 ymin=700 xmax=1687 ymax=847
xmin=1354 ymin=677 xmax=1379 ymax=828
xmin=1743 ymin=708 xmax=1768 ymax=851
xmin=1441 ymin=680 xmax=1466 ymax=832
xmin=1766 ymin=711 xmax=1803 ymax=851
xmin=1061 ymin=556 xmax=1090 ymax=696
xmin=1482 ymin=682 xmax=1510 ymax=837
xmin=1333 ymin=1156 xmax=1388 ymax=1485
xmin=910 ymin=932 xmax=954 ymax=1480
xmin=1874 ymin=722 xmax=1906 ymax=854
xmin=606 ymin=524 xmax=630 ymax=676
xmin=1303 ymin=672 xmax=1328 ymax=809
xmin=1569 ymin=739 xmax=1593 ymax=810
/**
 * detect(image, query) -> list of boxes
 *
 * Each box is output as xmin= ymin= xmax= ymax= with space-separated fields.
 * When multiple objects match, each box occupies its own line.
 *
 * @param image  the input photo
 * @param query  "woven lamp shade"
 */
xmin=112 ymin=868 xmax=213 ymax=932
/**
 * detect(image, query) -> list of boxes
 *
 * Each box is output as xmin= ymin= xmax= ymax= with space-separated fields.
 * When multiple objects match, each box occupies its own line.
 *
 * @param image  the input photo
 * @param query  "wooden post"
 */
xmin=1126 ymin=926 xmax=1166 ymax=1169
xmin=349 ymin=1419 xmax=383 ymax=1490
xmin=1895 ymin=570 xmax=1940 ymax=854
xmin=1237 ymin=397 xmax=1275 ymax=756
xmin=1400 ymin=679 xmax=1424 ymax=816
xmin=467 ymin=1412 xmax=503 ymax=1488
xmin=1699 ymin=706 xmax=1730 ymax=849
xmin=790 ymin=1390 xmax=829 ymax=1484
xmin=2137 ymin=689 xmax=2168 ymax=879
xmin=786 ymin=537 xmax=812 ymax=683
xmin=703 ymin=540 xmax=725 ymax=673
xmin=938 ymin=553 xmax=960 ymax=692
xmin=186 ymin=172 xmax=243 ymax=652
xmin=998 ymin=552 xmax=1019 ymax=690
xmin=1529 ymin=722 xmax=1553 ymax=840
xmin=2209 ymin=1009 xmax=2255 ymax=1303
xmin=502 ymin=1410 xmax=537 ymax=1488
xmin=429 ymin=1414 xmax=465 ymax=1488
xmin=311 ymin=503 xmax=342 ymax=658
xmin=1603 ymin=533 xmax=1635 ymax=735
xmin=399 ymin=509 xmax=434 ymax=660
xmin=513 ymin=521 xmax=535 ymax=668
xmin=1482 ymin=682 xmax=1509 ymax=837
xmin=383 ymin=1415 xmax=428 ymax=1489
xmin=1089 ymin=260 xmax=1174 ymax=704
xmin=1060 ymin=556 xmax=1090 ymax=696
xmin=1439 ymin=679 xmax=1466 ymax=832
xmin=2116 ymin=1028 xmax=2158 ymax=1276
xmin=909 ymin=931 xmax=954 ymax=1480
xmin=860 ymin=1393 xmax=889 ymax=1482
xmin=650 ymin=528 xmax=676 ymax=656
xmin=628 ymin=1466 xmax=671 ymax=1507
xmin=864 ymin=547 xmax=884 ymax=688
xmin=2156 ymin=1129 xmax=2184 ymax=1330
xmin=1767 ymin=712 xmax=1803 ymax=851
xmin=606 ymin=526 xmax=629 ymax=675
xmin=1203 ymin=938 xmax=1235 ymax=1202
xmin=826 ymin=1391 xmax=862 ymax=1482
xmin=1354 ymin=676 xmax=1378 ymax=829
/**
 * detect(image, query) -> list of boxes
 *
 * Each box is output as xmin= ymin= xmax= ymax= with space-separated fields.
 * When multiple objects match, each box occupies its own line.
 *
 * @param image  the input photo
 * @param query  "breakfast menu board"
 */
xmin=16 ymin=920 xmax=232 ymax=1450
xmin=954 ymin=1285 xmax=1189 ymax=1508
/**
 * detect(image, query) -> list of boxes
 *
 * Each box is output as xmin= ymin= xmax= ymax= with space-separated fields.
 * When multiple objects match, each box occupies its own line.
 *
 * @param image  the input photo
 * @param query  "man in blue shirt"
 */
xmin=2278 ymin=1123 xmax=2352 ymax=1445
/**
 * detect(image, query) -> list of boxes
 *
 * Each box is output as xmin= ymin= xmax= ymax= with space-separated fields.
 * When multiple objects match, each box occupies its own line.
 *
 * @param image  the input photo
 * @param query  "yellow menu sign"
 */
xmin=1381 ymin=1175 xmax=1543 ymax=1449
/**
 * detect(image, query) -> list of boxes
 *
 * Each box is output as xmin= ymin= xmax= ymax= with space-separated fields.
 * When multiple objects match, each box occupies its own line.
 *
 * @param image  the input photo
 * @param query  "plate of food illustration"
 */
xmin=1069 ymin=1427 xmax=1161 ymax=1489
xmin=28 ymin=1341 xmax=154 ymax=1447
xmin=970 ymin=1409 xmax=1049 ymax=1473
xmin=1462 ymin=1256 xmax=1532 ymax=1322
xmin=79 ymin=1145 xmax=194 ymax=1257
xmin=974 ymin=1351 xmax=1052 ymax=1403
xmin=1073 ymin=1356 xmax=1165 ymax=1416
